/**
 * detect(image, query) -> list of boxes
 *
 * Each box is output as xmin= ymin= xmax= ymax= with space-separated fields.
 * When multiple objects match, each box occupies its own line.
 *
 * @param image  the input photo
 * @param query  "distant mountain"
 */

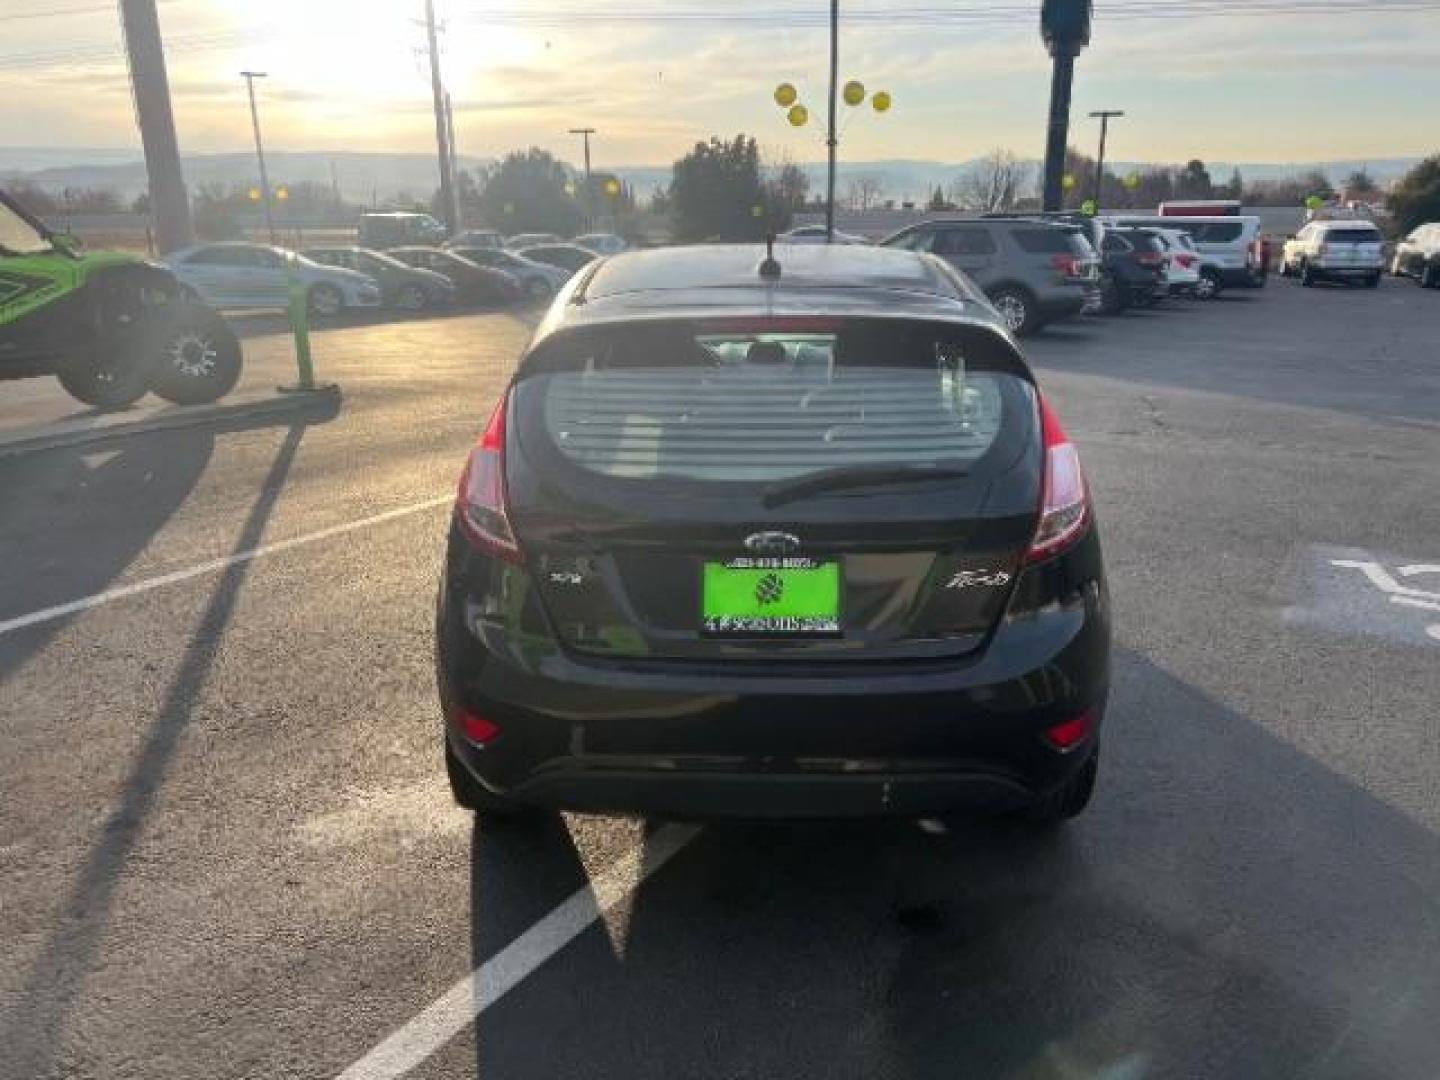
xmin=0 ymin=148 xmax=1422 ymax=204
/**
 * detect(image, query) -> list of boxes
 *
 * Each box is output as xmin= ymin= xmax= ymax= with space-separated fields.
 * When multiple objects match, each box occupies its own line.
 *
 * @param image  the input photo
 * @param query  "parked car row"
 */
xmin=870 ymin=211 xmax=1271 ymax=335
xmin=161 ymin=238 xmax=607 ymax=317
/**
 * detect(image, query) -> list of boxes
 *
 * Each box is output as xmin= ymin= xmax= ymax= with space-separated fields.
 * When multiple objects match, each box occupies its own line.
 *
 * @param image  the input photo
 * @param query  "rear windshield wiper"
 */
xmin=761 ymin=463 xmax=970 ymax=509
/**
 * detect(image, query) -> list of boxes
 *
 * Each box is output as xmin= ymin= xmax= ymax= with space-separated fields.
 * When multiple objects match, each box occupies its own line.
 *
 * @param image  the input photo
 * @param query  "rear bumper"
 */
xmin=1312 ymin=262 xmax=1383 ymax=276
xmin=1217 ymin=267 xmax=1265 ymax=287
xmin=436 ymin=531 xmax=1111 ymax=817
xmin=1038 ymin=289 xmax=1096 ymax=322
xmin=478 ymin=758 xmax=1067 ymax=818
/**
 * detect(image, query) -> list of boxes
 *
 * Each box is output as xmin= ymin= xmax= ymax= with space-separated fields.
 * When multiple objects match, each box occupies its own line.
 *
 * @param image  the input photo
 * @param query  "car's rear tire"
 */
xmin=148 ymin=304 xmax=243 ymax=405
xmin=1299 ymin=261 xmax=1316 ymax=287
xmin=444 ymin=738 xmax=535 ymax=818
xmin=1194 ymin=269 xmax=1222 ymax=300
xmin=1423 ymin=262 xmax=1440 ymax=289
xmin=1098 ymin=274 xmax=1126 ymax=315
xmin=396 ymin=283 xmax=429 ymax=311
xmin=988 ymin=286 xmax=1039 ymax=336
xmin=1024 ymin=751 xmax=1098 ymax=825
xmin=1363 ymin=273 xmax=1381 ymax=289
xmin=308 ymin=283 xmax=344 ymax=317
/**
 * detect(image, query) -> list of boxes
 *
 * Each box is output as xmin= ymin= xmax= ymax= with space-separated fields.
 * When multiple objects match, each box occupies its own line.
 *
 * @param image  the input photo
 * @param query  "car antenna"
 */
xmin=759 ymin=232 xmax=781 ymax=280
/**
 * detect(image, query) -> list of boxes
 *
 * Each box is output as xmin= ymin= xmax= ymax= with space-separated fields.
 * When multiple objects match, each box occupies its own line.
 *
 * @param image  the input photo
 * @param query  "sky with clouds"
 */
xmin=1 ymin=0 xmax=1436 ymax=168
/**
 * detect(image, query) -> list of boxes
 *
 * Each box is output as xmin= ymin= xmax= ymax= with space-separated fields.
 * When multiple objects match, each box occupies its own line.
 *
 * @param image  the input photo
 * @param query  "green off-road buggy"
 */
xmin=1 ymin=188 xmax=241 ymax=411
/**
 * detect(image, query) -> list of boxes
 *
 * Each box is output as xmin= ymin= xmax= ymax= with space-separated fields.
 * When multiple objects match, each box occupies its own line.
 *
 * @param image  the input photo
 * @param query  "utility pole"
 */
xmin=1089 ymin=109 xmax=1124 ymax=208
xmin=424 ymin=0 xmax=458 ymax=235
xmin=824 ymin=0 xmax=839 ymax=239
xmin=1039 ymin=0 xmax=1093 ymax=211
xmin=118 ymin=0 xmax=192 ymax=253
xmin=240 ymin=71 xmax=277 ymax=245
xmin=445 ymin=91 xmax=462 ymax=225
xmin=569 ymin=127 xmax=596 ymax=230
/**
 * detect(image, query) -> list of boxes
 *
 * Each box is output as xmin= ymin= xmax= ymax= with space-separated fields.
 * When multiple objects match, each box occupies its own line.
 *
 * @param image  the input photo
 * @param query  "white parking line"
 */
xmin=0 ymin=496 xmax=452 ymax=638
xmin=335 ymin=823 xmax=700 ymax=1080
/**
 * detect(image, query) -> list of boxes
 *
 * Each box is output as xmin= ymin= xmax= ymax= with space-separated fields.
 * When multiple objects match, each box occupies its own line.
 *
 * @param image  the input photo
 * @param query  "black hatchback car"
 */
xmin=436 ymin=244 xmax=1110 ymax=823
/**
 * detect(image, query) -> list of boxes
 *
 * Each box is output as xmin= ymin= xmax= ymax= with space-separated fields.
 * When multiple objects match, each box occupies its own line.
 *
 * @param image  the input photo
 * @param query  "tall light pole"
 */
xmin=569 ymin=127 xmax=596 ymax=230
xmin=424 ymin=0 xmax=459 ymax=234
xmin=1089 ymin=109 xmax=1124 ymax=208
xmin=119 ymin=0 xmax=192 ymax=253
xmin=240 ymin=71 xmax=277 ymax=245
xmin=824 ymin=0 xmax=839 ymax=239
xmin=1040 ymin=0 xmax=1093 ymax=211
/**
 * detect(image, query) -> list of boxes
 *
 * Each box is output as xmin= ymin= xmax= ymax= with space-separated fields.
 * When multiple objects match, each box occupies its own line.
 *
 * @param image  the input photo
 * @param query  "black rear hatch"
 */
xmin=506 ymin=316 xmax=1042 ymax=662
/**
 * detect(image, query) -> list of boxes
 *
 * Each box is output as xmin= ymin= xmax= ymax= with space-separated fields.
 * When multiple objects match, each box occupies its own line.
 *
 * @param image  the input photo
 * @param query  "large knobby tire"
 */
xmin=1024 ymin=750 xmax=1098 ymax=825
xmin=308 ymin=283 xmax=344 ymax=318
xmin=444 ymin=738 xmax=537 ymax=820
xmin=989 ymin=286 xmax=1039 ymax=336
xmin=56 ymin=339 xmax=152 ymax=411
xmin=148 ymin=303 xmax=243 ymax=406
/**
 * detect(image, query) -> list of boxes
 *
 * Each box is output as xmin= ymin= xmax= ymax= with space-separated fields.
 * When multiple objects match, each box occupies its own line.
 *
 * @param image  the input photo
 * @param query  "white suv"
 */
xmin=1281 ymin=220 xmax=1384 ymax=288
xmin=1391 ymin=223 xmax=1440 ymax=288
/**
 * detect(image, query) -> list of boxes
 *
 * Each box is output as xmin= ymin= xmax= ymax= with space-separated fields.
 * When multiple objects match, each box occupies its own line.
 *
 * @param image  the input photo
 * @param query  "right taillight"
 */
xmin=456 ymin=390 xmax=523 ymax=563
xmin=1050 ymin=253 xmax=1080 ymax=276
xmin=1025 ymin=394 xmax=1092 ymax=564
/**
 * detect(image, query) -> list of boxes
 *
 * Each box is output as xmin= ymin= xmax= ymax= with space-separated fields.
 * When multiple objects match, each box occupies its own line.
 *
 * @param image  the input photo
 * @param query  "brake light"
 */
xmin=1050 ymin=253 xmax=1080 ymax=276
xmin=1025 ymin=394 xmax=1091 ymax=564
xmin=456 ymin=391 xmax=523 ymax=563
xmin=1175 ymin=253 xmax=1197 ymax=269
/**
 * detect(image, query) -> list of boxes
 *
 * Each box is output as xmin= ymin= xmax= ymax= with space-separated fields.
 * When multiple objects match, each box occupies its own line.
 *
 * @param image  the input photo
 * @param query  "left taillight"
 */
xmin=1025 ymin=393 xmax=1092 ymax=564
xmin=456 ymin=390 xmax=523 ymax=563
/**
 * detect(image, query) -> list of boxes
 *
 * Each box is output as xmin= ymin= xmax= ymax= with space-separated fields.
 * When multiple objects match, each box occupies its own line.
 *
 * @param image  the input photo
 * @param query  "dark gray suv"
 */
xmin=880 ymin=218 xmax=1100 ymax=336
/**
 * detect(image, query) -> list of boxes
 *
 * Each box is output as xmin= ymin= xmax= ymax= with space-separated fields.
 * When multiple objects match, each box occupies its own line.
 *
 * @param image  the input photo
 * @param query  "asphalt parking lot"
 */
xmin=2 ymin=276 xmax=1439 ymax=1079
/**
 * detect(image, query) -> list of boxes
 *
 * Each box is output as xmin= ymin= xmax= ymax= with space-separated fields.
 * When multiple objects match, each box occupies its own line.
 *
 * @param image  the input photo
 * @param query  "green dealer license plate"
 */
xmin=701 ymin=558 xmax=841 ymax=635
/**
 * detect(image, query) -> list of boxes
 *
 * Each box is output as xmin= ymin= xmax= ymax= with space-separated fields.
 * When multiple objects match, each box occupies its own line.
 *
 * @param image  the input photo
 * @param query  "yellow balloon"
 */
xmin=843 ymin=80 xmax=865 ymax=106
xmin=774 ymin=82 xmax=797 ymax=107
xmin=871 ymin=90 xmax=892 ymax=113
xmin=1061 ymin=174 xmax=1076 ymax=190
xmin=1123 ymin=172 xmax=1141 ymax=189
xmin=604 ymin=178 xmax=621 ymax=196
xmin=787 ymin=104 xmax=809 ymax=127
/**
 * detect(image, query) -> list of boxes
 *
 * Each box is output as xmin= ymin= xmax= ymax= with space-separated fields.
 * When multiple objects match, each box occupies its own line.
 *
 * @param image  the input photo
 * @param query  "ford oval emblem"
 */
xmin=744 ymin=530 xmax=802 ymax=555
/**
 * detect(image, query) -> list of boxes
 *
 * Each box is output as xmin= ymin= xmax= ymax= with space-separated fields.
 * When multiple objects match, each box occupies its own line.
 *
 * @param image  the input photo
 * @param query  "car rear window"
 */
xmin=519 ymin=321 xmax=1030 ymax=485
xmin=1189 ymin=222 xmax=1244 ymax=243
xmin=1325 ymin=228 xmax=1381 ymax=243
xmin=1010 ymin=227 xmax=1089 ymax=255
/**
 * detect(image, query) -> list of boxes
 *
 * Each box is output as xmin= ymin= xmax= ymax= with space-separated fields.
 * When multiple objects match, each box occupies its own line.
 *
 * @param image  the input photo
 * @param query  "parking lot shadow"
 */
xmin=0 ymin=406 xmax=335 ymax=1079
xmin=467 ymin=647 xmax=1440 ymax=1079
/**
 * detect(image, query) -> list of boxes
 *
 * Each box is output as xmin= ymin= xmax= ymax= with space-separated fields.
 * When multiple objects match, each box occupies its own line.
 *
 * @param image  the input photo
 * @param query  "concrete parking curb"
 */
xmin=0 ymin=385 xmax=343 ymax=459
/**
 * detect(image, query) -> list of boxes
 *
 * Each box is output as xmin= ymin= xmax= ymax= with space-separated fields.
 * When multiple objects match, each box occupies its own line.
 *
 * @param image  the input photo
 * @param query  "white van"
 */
xmin=1100 ymin=214 xmax=1265 ymax=299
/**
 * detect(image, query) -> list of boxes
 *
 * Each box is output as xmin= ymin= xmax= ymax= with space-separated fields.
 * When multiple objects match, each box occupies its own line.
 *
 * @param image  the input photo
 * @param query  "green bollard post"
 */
xmin=277 ymin=259 xmax=338 ymax=394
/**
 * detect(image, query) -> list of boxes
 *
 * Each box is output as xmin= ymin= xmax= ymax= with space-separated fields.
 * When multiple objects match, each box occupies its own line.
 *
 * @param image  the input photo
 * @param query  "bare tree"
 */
xmin=844 ymin=173 xmax=887 ymax=211
xmin=951 ymin=149 xmax=1029 ymax=212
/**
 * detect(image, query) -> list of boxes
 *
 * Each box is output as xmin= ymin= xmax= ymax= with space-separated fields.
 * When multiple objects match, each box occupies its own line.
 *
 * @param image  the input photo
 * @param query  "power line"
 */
xmin=0 ymin=0 xmax=178 ymax=23
xmin=4 ymin=1 xmax=1439 ymax=71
